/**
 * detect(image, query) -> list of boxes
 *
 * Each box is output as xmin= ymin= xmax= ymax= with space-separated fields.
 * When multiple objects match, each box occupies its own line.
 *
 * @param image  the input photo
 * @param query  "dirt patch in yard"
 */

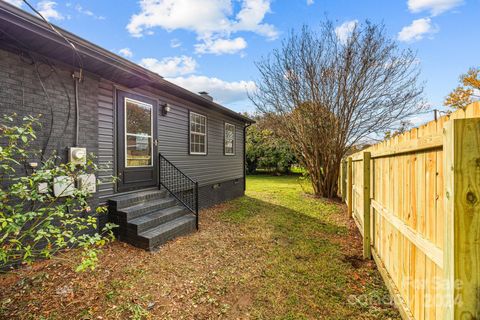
xmin=0 ymin=175 xmax=400 ymax=319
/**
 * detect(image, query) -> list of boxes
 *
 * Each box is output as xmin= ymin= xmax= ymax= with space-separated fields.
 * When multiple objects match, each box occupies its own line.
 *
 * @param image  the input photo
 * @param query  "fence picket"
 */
xmin=340 ymin=102 xmax=480 ymax=320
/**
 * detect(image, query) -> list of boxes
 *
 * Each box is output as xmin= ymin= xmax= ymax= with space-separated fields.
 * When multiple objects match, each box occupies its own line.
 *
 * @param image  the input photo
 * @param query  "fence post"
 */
xmin=347 ymin=157 xmax=353 ymax=218
xmin=341 ymin=159 xmax=347 ymax=203
xmin=363 ymin=152 xmax=371 ymax=259
xmin=443 ymin=118 xmax=480 ymax=320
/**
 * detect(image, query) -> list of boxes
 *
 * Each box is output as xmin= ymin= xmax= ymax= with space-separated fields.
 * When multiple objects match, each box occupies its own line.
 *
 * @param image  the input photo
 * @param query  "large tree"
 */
xmin=251 ymin=21 xmax=424 ymax=198
xmin=444 ymin=67 xmax=480 ymax=109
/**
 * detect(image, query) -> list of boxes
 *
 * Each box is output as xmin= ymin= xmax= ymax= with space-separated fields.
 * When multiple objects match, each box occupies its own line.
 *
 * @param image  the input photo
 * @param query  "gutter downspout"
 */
xmin=243 ymin=122 xmax=252 ymax=191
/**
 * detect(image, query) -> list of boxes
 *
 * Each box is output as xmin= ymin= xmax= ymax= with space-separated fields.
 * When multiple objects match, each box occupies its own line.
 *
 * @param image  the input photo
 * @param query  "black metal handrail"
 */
xmin=159 ymin=153 xmax=199 ymax=229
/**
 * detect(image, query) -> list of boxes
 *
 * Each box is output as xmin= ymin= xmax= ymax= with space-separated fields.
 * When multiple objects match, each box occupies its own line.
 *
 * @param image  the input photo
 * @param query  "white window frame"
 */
xmin=124 ymin=98 xmax=154 ymax=168
xmin=189 ymin=111 xmax=207 ymax=155
xmin=224 ymin=122 xmax=235 ymax=156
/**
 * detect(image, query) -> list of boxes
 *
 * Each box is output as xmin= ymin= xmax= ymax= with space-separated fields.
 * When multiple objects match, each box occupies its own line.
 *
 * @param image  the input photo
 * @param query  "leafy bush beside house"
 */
xmin=246 ymin=115 xmax=296 ymax=174
xmin=0 ymin=114 xmax=115 ymax=271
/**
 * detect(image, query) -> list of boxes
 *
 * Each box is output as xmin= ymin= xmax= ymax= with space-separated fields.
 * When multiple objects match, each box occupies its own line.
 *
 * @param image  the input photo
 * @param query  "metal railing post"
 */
xmin=195 ymin=181 xmax=199 ymax=230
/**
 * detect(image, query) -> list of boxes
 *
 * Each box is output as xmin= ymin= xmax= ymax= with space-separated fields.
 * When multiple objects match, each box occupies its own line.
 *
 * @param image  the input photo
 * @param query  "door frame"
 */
xmin=115 ymin=89 xmax=159 ymax=192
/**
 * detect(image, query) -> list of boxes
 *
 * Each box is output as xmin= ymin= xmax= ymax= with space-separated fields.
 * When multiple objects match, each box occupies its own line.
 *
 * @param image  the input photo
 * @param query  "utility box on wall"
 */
xmin=77 ymin=174 xmax=96 ymax=193
xmin=53 ymin=176 xmax=75 ymax=197
xmin=68 ymin=147 xmax=87 ymax=165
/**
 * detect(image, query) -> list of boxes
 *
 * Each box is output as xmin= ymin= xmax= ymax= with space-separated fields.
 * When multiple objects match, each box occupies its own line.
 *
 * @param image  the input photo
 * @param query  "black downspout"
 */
xmin=243 ymin=122 xmax=252 ymax=191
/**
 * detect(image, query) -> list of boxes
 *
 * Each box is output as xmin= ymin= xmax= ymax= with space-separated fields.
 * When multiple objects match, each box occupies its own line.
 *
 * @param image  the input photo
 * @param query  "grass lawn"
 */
xmin=0 ymin=175 xmax=400 ymax=319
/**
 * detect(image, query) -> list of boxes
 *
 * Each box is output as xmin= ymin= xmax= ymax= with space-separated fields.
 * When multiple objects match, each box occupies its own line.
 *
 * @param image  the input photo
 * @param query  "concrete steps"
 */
xmin=108 ymin=190 xmax=196 ymax=250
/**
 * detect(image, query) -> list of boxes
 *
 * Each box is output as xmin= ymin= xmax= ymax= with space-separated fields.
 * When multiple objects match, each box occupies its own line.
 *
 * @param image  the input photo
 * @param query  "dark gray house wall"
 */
xmin=0 ymin=47 xmax=99 ymax=162
xmin=1 ymin=44 xmax=246 ymax=221
xmin=0 ymin=0 xmax=250 ymax=216
xmin=0 ymin=45 xmax=103 ymax=222
xmin=96 ymin=80 xmax=246 ymax=209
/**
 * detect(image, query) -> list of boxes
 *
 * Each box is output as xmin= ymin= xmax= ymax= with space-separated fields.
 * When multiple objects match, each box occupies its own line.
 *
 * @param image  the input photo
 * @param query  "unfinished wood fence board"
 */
xmin=363 ymin=152 xmax=371 ymax=259
xmin=339 ymin=102 xmax=480 ymax=320
xmin=347 ymin=157 xmax=353 ymax=217
xmin=443 ymin=118 xmax=480 ymax=320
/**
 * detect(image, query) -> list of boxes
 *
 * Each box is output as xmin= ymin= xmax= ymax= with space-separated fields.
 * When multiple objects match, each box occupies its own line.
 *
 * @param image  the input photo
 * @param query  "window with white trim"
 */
xmin=189 ymin=112 xmax=207 ymax=155
xmin=224 ymin=123 xmax=235 ymax=155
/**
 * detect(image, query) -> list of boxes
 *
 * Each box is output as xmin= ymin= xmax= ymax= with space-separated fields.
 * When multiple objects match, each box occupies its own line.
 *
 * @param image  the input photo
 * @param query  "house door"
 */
xmin=117 ymin=91 xmax=158 ymax=192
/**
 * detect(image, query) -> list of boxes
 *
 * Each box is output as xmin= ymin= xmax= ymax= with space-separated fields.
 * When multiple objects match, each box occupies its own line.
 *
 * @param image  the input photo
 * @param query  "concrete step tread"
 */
xmin=108 ymin=189 xmax=167 ymax=208
xmin=139 ymin=214 xmax=196 ymax=239
xmin=129 ymin=205 xmax=187 ymax=226
xmin=119 ymin=197 xmax=176 ymax=215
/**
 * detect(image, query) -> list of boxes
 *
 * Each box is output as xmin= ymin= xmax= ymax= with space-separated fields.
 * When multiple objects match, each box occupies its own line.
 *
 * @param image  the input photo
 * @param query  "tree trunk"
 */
xmin=306 ymin=156 xmax=341 ymax=198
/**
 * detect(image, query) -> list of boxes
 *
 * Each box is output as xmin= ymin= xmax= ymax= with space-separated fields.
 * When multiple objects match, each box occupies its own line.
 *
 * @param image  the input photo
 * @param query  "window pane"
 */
xmin=190 ymin=131 xmax=206 ymax=154
xmin=127 ymin=135 xmax=151 ymax=166
xmin=225 ymin=124 xmax=235 ymax=154
xmin=189 ymin=115 xmax=207 ymax=154
xmin=126 ymin=101 xmax=152 ymax=136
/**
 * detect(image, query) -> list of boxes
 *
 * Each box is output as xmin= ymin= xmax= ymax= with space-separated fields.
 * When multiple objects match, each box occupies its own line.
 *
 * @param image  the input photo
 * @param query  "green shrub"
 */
xmin=246 ymin=120 xmax=296 ymax=174
xmin=0 ymin=114 xmax=115 ymax=271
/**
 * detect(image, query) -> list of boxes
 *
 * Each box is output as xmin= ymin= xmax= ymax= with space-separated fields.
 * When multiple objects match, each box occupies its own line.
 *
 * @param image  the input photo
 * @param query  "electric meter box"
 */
xmin=37 ymin=182 xmax=49 ymax=194
xmin=77 ymin=174 xmax=96 ymax=193
xmin=68 ymin=147 xmax=87 ymax=165
xmin=53 ymin=176 xmax=75 ymax=197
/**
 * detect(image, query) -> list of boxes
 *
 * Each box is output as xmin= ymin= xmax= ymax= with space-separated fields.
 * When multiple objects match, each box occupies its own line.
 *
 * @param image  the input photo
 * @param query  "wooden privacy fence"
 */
xmin=339 ymin=102 xmax=480 ymax=320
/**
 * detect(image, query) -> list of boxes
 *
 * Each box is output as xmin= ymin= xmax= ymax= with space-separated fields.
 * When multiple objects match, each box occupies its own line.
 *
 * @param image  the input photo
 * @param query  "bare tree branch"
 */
xmin=250 ymin=21 xmax=425 ymax=198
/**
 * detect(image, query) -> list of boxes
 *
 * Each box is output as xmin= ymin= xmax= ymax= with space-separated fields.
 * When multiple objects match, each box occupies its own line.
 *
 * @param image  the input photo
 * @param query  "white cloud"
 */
xmin=118 ymin=48 xmax=133 ymax=58
xmin=306 ymin=0 xmax=314 ymax=5
xmin=75 ymin=4 xmax=105 ymax=20
xmin=231 ymin=0 xmax=277 ymax=39
xmin=37 ymin=1 xmax=63 ymax=21
xmin=140 ymin=55 xmax=198 ymax=77
xmin=407 ymin=0 xmax=463 ymax=16
xmin=335 ymin=20 xmax=358 ymax=44
xmin=170 ymin=38 xmax=182 ymax=48
xmin=167 ymin=75 xmax=256 ymax=105
xmin=195 ymin=37 xmax=247 ymax=55
xmin=127 ymin=0 xmax=232 ymax=37
xmin=126 ymin=0 xmax=277 ymax=55
xmin=3 ymin=0 xmax=23 ymax=7
xmin=398 ymin=17 xmax=438 ymax=42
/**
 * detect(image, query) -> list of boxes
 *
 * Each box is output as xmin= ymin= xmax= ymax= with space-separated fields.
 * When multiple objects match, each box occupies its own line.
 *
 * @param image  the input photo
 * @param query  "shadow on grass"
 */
xmin=215 ymin=194 xmax=400 ymax=319
xmin=222 ymin=195 xmax=346 ymax=236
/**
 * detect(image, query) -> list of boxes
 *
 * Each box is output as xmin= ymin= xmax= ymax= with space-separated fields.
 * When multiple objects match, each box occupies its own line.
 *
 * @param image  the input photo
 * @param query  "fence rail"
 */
xmin=339 ymin=102 xmax=480 ymax=320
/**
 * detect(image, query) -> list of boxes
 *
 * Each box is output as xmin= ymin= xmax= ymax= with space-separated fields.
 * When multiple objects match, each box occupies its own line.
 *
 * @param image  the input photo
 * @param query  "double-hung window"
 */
xmin=224 ymin=123 xmax=235 ymax=155
xmin=189 ymin=112 xmax=207 ymax=155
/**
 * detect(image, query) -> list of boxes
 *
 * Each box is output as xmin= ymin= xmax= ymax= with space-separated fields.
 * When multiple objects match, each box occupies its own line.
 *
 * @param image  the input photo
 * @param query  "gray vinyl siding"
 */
xmin=97 ymin=79 xmax=116 ymax=199
xmin=96 ymin=80 xmax=246 ymax=199
xmin=0 ymin=46 xmax=104 ymax=227
xmin=158 ymin=101 xmax=244 ymax=186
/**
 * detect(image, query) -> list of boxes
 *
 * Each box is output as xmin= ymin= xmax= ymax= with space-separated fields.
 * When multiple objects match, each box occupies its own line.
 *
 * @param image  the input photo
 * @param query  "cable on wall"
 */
xmin=23 ymin=0 xmax=84 ymax=148
xmin=0 ymin=29 xmax=74 ymax=160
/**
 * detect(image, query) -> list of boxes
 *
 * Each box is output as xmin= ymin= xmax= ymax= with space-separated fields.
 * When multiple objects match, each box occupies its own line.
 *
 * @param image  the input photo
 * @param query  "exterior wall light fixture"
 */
xmin=162 ymin=103 xmax=171 ymax=116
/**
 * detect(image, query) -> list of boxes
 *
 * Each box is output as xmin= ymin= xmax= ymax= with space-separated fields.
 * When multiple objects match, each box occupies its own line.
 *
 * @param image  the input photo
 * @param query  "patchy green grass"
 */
xmin=221 ymin=175 xmax=400 ymax=319
xmin=0 ymin=175 xmax=399 ymax=319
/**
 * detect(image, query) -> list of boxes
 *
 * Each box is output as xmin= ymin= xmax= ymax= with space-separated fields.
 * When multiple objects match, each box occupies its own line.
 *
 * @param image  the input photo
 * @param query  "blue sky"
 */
xmin=5 ymin=0 xmax=479 ymax=124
